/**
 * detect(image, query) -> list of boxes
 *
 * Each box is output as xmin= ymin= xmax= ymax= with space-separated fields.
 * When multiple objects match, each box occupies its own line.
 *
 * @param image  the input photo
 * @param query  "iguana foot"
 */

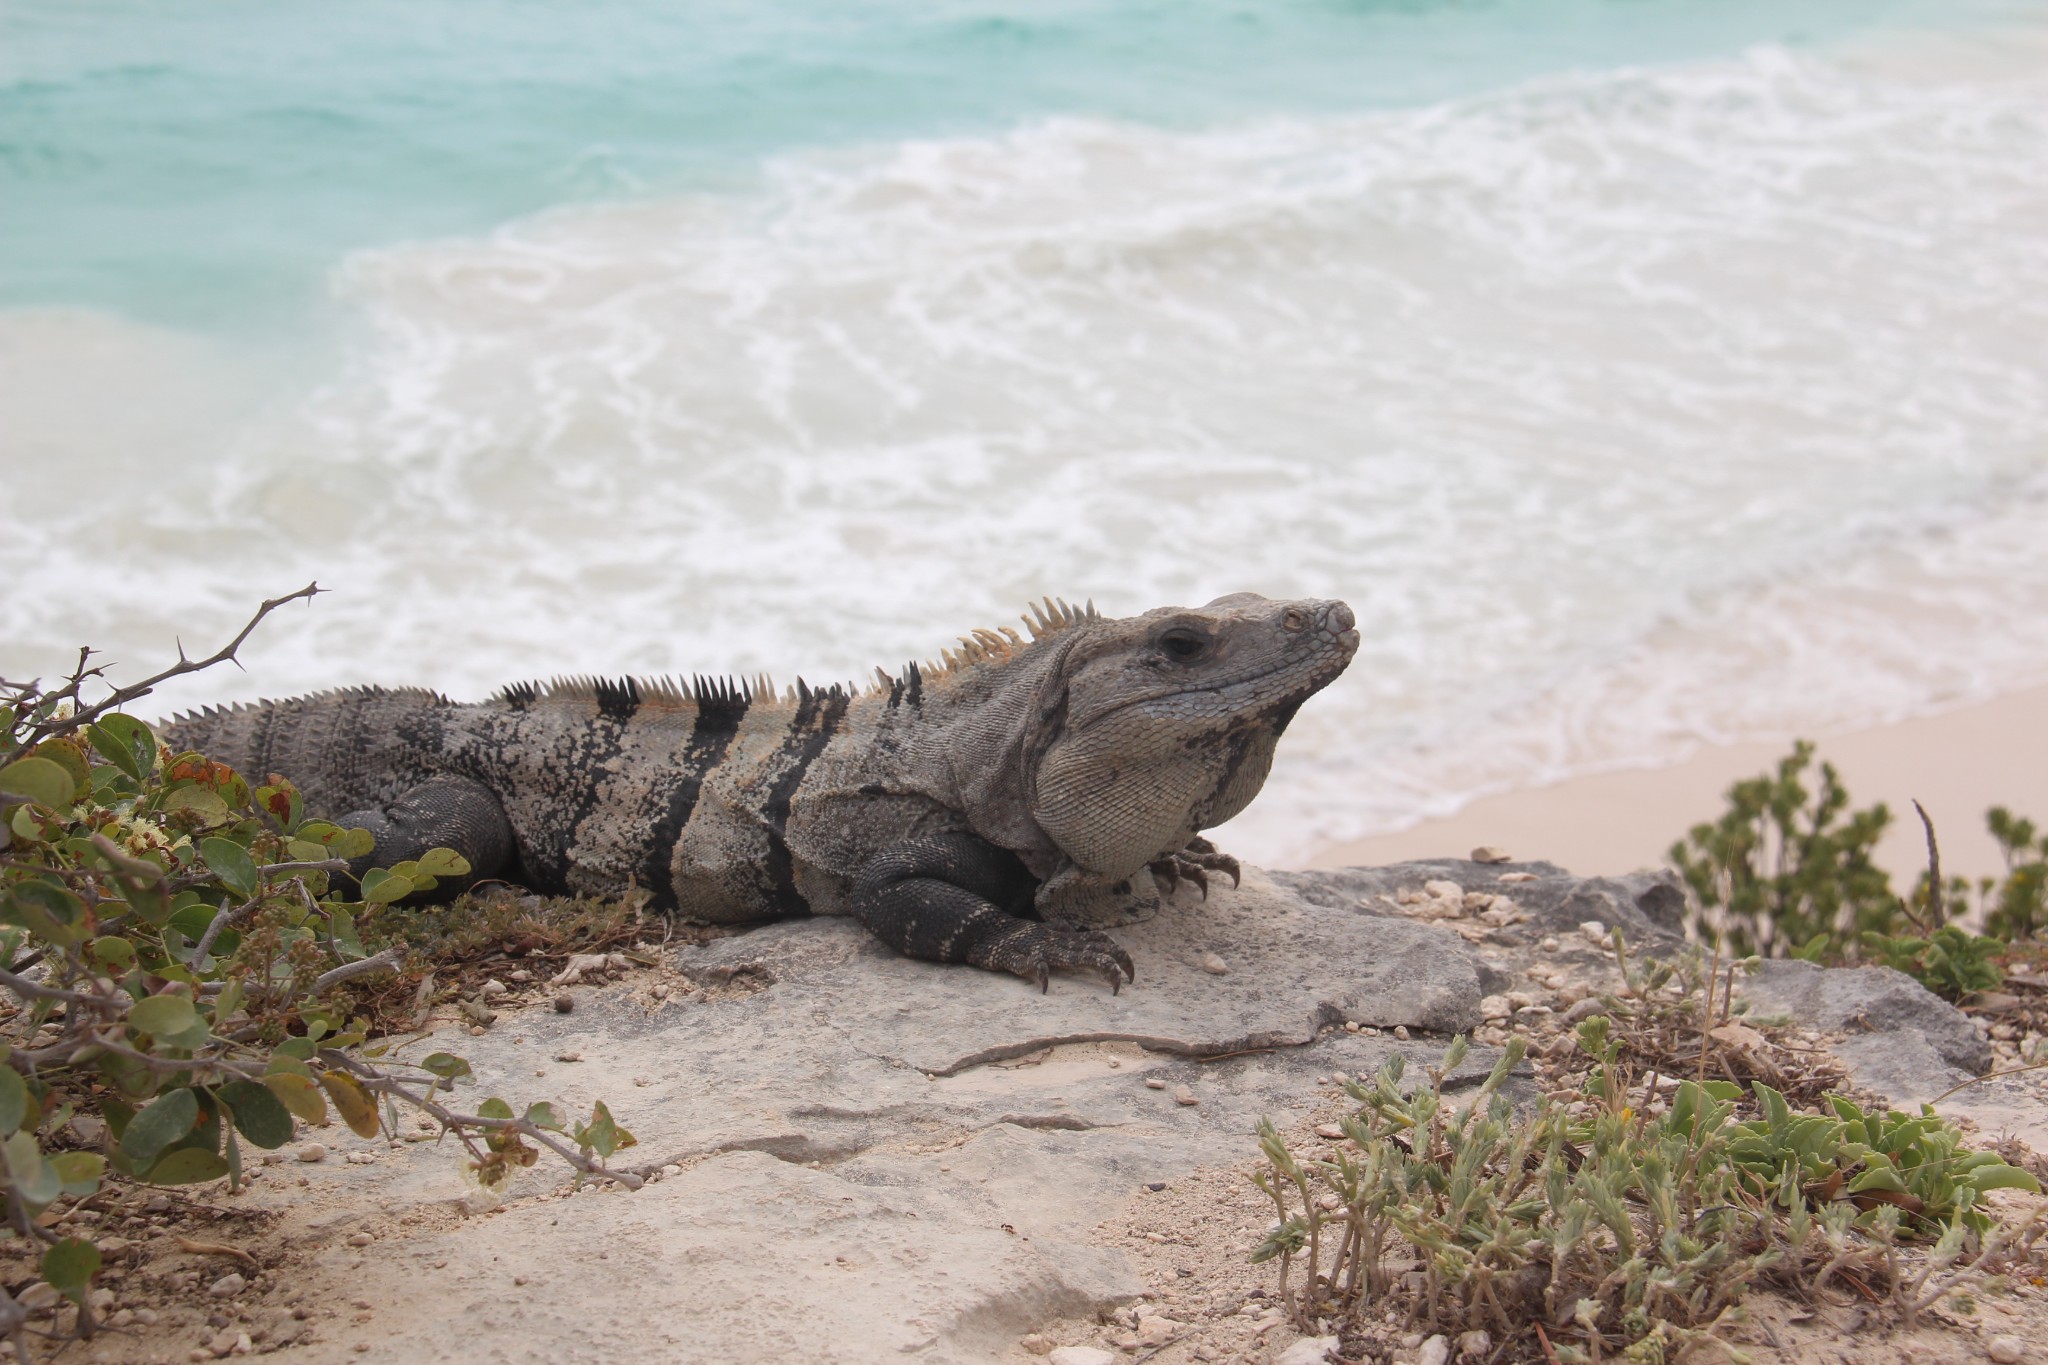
xmin=337 ymin=775 xmax=515 ymax=898
xmin=1148 ymin=836 xmax=1242 ymax=901
xmin=975 ymin=921 xmax=1136 ymax=995
xmin=851 ymin=834 xmax=1134 ymax=993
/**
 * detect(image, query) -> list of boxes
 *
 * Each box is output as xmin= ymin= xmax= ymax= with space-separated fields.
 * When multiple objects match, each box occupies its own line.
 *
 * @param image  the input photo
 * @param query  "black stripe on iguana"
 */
xmin=638 ymin=682 xmax=751 ymax=909
xmin=760 ymin=681 xmax=850 ymax=917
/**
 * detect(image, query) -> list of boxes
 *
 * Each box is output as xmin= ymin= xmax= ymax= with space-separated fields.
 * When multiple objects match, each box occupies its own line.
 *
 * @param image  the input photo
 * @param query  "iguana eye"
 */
xmin=1159 ymin=628 xmax=1208 ymax=660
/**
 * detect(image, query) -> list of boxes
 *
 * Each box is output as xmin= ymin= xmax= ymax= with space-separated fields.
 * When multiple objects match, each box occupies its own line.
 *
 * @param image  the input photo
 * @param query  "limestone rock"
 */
xmin=1739 ymin=959 xmax=1992 ymax=1104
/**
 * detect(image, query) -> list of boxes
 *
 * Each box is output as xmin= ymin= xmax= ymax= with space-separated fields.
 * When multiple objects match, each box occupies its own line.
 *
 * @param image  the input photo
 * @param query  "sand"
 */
xmin=1310 ymin=684 xmax=2048 ymax=893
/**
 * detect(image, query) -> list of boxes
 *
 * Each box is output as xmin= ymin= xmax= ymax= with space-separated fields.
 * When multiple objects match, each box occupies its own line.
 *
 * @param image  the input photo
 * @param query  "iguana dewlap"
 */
xmin=165 ymin=594 xmax=1357 ymax=991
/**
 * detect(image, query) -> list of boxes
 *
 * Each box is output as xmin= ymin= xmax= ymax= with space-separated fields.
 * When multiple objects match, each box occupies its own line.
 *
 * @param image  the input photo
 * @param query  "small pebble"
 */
xmin=1479 ymin=995 xmax=1511 ymax=1021
xmin=553 ymin=994 xmax=575 ymax=1013
xmin=1986 ymin=1336 xmax=2024 ymax=1364
xmin=1470 ymin=846 xmax=1511 ymax=864
xmin=1197 ymin=952 xmax=1228 ymax=975
xmin=1019 ymin=1333 xmax=1054 ymax=1357
xmin=509 ymin=969 xmax=533 ymax=983
xmin=1145 ymin=1181 xmax=1167 ymax=1192
xmin=1457 ymin=1329 xmax=1493 ymax=1360
xmin=1144 ymin=1077 xmax=1167 ymax=1090
xmin=1565 ymin=998 xmax=1608 ymax=1023
xmin=1047 ymin=1348 xmax=1117 ymax=1365
xmin=1134 ymin=1315 xmax=1183 ymax=1347
xmin=260 ymin=1151 xmax=287 ymax=1166
xmin=480 ymin=978 xmax=509 ymax=997
xmin=1392 ymin=1025 xmax=1410 ymax=1040
xmin=660 ymin=1164 xmax=681 ymax=1177
xmin=651 ymin=982 xmax=672 ymax=999
xmin=1172 ymin=1085 xmax=1197 ymax=1106
xmin=1578 ymin=919 xmax=1608 ymax=944
xmin=469 ymin=1025 xmax=487 ymax=1037
xmin=297 ymin=1142 xmax=328 ymax=1163
xmin=17 ymin=1282 xmax=58 ymax=1311
xmin=555 ymin=1051 xmax=583 ymax=1063
xmin=207 ymin=1273 xmax=246 ymax=1298
xmin=1418 ymin=1334 xmax=1451 ymax=1365
xmin=346 ymin=1232 xmax=373 ymax=1247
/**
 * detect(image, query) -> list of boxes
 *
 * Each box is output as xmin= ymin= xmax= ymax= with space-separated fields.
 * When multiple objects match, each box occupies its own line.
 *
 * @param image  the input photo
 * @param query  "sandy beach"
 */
xmin=1310 ymin=684 xmax=2048 ymax=894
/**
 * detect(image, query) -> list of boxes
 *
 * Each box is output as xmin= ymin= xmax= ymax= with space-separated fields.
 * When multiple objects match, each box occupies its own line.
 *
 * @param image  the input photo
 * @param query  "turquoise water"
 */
xmin=5 ymin=0 xmax=2048 ymax=860
xmin=2 ymin=0 xmax=2029 ymax=330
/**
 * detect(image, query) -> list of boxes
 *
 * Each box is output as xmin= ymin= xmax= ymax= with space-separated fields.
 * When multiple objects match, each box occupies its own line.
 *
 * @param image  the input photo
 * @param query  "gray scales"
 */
xmin=164 ymin=594 xmax=1359 ymax=990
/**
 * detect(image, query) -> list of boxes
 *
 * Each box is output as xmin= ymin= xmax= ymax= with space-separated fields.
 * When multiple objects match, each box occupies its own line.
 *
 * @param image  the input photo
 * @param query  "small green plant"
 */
xmin=0 ymin=589 xmax=638 ymax=1358
xmin=1671 ymin=743 xmax=2047 ymax=999
xmin=1669 ymin=740 xmax=1895 ymax=960
xmin=1253 ymin=1023 xmax=2040 ymax=1361
xmin=1861 ymin=924 xmax=2006 ymax=1003
xmin=1981 ymin=807 xmax=2048 ymax=942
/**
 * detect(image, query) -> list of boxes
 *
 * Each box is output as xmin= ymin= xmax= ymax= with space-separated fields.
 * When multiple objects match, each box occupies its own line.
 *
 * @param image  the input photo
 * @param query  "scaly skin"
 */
xmin=164 ymin=594 xmax=1358 ymax=991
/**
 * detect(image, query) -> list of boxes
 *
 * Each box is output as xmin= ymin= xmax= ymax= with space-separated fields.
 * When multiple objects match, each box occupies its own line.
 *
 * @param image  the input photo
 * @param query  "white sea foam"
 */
xmin=4 ymin=42 xmax=2047 ymax=861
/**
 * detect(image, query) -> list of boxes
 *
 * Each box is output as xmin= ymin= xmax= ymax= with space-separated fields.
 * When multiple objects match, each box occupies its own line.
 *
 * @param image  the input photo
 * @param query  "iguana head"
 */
xmin=1029 ymin=593 xmax=1357 ymax=877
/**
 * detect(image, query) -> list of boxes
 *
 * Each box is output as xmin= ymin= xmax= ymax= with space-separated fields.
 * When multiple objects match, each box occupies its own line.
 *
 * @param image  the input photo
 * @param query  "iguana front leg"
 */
xmin=851 ymin=834 xmax=1135 ymax=993
xmin=337 ymin=776 xmax=515 ymax=895
xmin=1147 ymin=835 xmax=1242 ymax=901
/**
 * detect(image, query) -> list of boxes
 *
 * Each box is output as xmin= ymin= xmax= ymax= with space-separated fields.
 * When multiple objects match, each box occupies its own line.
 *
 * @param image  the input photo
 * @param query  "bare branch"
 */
xmin=3 ymin=582 xmax=321 ymax=764
xmin=311 ymin=947 xmax=406 ymax=995
xmin=1913 ymin=799 xmax=1944 ymax=930
xmin=321 ymin=1049 xmax=644 ymax=1190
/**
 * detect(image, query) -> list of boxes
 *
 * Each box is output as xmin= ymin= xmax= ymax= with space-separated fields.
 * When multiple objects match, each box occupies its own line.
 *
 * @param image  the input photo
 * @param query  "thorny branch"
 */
xmin=0 ymin=582 xmax=321 ymax=767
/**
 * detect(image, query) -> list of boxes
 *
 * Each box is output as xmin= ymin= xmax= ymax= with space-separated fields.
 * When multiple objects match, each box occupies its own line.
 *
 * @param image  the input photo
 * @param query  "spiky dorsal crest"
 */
xmin=894 ymin=595 xmax=1099 ymax=695
xmin=168 ymin=684 xmax=451 ymax=726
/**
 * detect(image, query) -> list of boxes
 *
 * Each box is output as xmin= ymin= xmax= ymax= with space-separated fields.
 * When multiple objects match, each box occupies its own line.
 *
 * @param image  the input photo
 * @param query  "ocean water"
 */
xmin=4 ymin=0 xmax=2048 ymax=862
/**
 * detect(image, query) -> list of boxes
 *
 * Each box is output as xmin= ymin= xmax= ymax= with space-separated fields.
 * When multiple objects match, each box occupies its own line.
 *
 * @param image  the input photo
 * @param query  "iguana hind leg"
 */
xmin=851 ymin=834 xmax=1135 ymax=993
xmin=339 ymin=776 xmax=515 ymax=896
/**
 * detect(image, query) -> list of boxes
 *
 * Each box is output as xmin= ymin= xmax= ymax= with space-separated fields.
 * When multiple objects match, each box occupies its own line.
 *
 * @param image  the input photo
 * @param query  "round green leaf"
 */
xmin=87 ymin=715 xmax=157 ymax=781
xmin=216 ymin=1081 xmax=294 ymax=1150
xmin=40 ymin=1238 xmax=99 ymax=1303
xmin=415 ymin=847 xmax=472 ymax=878
xmin=260 ymin=1074 xmax=327 ymax=1127
xmin=419 ymin=1052 xmax=472 ymax=1081
xmin=3 ymin=880 xmax=88 ymax=947
xmin=144 ymin=1146 xmax=230 ymax=1185
xmin=118 ymin=1087 xmax=200 ymax=1166
xmin=49 ymin=1151 xmax=105 ymax=1197
xmin=0 ymin=1067 xmax=25 ymax=1135
xmin=358 ymin=868 xmax=412 ymax=905
xmin=198 ymin=837 xmax=260 ymax=900
xmin=0 ymin=757 xmax=76 ymax=810
xmin=4 ymin=1132 xmax=62 ymax=1207
xmin=129 ymin=994 xmax=200 ymax=1039
xmin=90 ymin=936 xmax=138 ymax=970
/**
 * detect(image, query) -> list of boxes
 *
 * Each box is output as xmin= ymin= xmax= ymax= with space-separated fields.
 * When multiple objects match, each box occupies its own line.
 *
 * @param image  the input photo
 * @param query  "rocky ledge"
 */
xmin=221 ymin=860 xmax=2025 ymax=1365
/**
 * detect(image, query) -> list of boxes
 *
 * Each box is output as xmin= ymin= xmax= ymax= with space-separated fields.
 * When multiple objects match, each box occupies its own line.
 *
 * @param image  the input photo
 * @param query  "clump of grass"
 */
xmin=1252 ymin=1018 xmax=2041 ymax=1362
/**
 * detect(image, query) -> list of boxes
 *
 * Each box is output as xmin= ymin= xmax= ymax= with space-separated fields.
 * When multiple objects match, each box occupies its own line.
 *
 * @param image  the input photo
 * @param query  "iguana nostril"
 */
xmin=1326 ymin=602 xmax=1356 ymax=633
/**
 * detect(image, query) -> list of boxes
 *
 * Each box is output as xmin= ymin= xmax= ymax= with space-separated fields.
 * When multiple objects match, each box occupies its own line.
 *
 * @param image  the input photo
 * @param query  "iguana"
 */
xmin=163 ymin=593 xmax=1357 ymax=991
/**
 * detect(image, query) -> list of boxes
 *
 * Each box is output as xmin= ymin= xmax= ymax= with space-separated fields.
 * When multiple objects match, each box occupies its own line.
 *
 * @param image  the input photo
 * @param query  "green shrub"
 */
xmin=1670 ymin=742 xmax=2048 ymax=999
xmin=1253 ymin=1023 xmax=2040 ymax=1362
xmin=1668 ymin=740 xmax=1895 ymax=960
xmin=0 ymin=588 xmax=637 ymax=1354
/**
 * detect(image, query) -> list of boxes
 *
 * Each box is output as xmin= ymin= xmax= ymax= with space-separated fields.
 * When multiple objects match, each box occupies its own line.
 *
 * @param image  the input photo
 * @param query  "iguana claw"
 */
xmin=1148 ymin=836 xmax=1242 ymax=901
xmin=992 ymin=924 xmax=1134 ymax=995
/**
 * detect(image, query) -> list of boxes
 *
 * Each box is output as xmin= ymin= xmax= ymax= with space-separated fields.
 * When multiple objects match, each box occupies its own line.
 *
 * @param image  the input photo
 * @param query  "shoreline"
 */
xmin=1307 ymin=683 xmax=2048 ymax=892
